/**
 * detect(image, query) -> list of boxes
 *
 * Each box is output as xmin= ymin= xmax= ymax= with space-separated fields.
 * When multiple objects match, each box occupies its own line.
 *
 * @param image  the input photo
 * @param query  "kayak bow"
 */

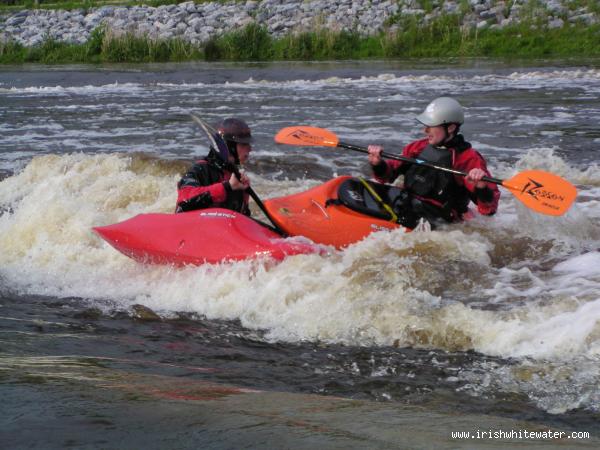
xmin=93 ymin=208 xmax=318 ymax=266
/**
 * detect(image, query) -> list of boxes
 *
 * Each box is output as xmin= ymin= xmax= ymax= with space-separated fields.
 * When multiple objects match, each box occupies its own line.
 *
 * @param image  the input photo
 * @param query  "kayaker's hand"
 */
xmin=229 ymin=172 xmax=250 ymax=191
xmin=368 ymin=145 xmax=383 ymax=166
xmin=466 ymin=168 xmax=487 ymax=189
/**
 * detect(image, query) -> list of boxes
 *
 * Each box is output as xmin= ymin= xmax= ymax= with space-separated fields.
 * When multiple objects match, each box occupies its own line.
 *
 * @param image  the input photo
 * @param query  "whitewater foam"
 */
xmin=0 ymin=152 xmax=598 ymax=365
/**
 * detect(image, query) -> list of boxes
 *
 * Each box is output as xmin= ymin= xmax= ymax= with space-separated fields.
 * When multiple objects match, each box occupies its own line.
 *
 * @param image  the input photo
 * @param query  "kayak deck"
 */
xmin=263 ymin=176 xmax=408 ymax=249
xmin=93 ymin=208 xmax=319 ymax=266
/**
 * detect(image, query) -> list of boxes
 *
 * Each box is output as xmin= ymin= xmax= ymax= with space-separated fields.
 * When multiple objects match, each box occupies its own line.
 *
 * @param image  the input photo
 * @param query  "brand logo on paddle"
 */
xmin=289 ymin=129 xmax=323 ymax=145
xmin=522 ymin=178 xmax=566 ymax=205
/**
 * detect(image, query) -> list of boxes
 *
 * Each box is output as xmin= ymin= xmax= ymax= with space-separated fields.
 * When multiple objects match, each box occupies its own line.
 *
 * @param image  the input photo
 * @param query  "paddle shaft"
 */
xmin=228 ymin=164 xmax=286 ymax=235
xmin=338 ymin=141 xmax=505 ymax=186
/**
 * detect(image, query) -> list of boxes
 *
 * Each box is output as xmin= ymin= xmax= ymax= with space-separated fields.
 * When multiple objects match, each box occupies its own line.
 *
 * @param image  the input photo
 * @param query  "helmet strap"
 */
xmin=442 ymin=123 xmax=459 ymax=143
xmin=442 ymin=124 xmax=451 ymax=143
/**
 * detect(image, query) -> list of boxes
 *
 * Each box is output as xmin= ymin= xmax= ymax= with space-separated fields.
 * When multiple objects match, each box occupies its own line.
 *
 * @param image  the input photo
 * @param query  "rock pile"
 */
xmin=1 ymin=0 xmax=597 ymax=47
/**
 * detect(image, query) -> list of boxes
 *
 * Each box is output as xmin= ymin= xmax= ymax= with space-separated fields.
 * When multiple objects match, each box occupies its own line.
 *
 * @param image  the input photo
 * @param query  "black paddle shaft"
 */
xmin=228 ymin=165 xmax=286 ymax=235
xmin=338 ymin=141 xmax=504 ymax=186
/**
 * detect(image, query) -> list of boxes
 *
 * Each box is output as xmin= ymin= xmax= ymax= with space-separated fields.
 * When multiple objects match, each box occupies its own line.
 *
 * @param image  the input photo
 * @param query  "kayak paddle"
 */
xmin=274 ymin=126 xmax=577 ymax=217
xmin=190 ymin=114 xmax=287 ymax=236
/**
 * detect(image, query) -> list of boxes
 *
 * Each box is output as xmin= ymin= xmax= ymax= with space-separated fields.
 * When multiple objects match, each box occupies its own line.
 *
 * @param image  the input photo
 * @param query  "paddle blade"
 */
xmin=275 ymin=126 xmax=339 ymax=147
xmin=502 ymin=170 xmax=577 ymax=216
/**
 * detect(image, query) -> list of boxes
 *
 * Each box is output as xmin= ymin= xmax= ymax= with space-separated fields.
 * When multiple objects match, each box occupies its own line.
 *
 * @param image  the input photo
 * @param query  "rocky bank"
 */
xmin=1 ymin=0 xmax=598 ymax=47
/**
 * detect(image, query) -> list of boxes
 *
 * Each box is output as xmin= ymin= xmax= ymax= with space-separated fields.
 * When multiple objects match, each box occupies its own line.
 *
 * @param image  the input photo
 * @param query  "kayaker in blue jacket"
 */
xmin=176 ymin=118 xmax=253 ymax=214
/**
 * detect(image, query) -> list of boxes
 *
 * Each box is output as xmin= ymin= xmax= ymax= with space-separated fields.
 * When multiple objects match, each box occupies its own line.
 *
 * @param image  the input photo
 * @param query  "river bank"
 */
xmin=2 ymin=19 xmax=600 ymax=63
xmin=1 ymin=0 xmax=600 ymax=63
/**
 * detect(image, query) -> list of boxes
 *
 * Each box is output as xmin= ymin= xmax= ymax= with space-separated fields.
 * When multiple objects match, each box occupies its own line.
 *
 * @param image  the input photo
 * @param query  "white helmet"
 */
xmin=416 ymin=97 xmax=464 ymax=127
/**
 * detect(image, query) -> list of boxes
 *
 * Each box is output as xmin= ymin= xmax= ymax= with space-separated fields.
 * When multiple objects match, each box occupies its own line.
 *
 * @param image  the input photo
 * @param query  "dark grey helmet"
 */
xmin=217 ymin=118 xmax=253 ymax=144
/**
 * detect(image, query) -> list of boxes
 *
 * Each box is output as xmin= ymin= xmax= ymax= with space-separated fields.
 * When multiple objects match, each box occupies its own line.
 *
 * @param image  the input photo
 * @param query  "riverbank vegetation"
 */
xmin=2 ymin=18 xmax=600 ymax=64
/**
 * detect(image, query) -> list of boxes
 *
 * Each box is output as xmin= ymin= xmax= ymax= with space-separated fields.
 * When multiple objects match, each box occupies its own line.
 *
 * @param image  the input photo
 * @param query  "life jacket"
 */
xmin=403 ymin=144 xmax=469 ymax=221
xmin=176 ymin=150 xmax=248 ymax=214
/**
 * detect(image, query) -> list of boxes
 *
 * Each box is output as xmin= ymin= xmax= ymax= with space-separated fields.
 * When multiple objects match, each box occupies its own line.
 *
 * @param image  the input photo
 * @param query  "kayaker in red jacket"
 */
xmin=367 ymin=97 xmax=500 ymax=228
xmin=176 ymin=118 xmax=253 ymax=214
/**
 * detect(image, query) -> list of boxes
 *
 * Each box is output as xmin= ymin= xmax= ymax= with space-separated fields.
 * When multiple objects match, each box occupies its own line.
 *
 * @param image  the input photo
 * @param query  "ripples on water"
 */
xmin=1 ymin=60 xmax=600 ymax=447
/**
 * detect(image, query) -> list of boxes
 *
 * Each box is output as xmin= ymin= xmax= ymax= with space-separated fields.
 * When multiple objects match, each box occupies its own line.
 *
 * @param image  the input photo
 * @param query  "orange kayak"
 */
xmin=263 ymin=176 xmax=410 ymax=249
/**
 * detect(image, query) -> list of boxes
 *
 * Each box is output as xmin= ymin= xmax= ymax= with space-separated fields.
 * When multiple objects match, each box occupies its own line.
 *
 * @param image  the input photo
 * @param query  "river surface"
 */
xmin=1 ymin=59 xmax=600 ymax=448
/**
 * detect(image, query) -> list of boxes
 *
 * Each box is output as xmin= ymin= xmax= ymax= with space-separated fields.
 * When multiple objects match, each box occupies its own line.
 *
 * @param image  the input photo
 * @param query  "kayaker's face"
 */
xmin=226 ymin=143 xmax=251 ymax=165
xmin=235 ymin=143 xmax=251 ymax=165
xmin=423 ymin=124 xmax=456 ymax=146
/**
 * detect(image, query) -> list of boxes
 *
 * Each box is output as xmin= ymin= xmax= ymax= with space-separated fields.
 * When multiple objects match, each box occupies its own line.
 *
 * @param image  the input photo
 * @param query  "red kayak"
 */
xmin=93 ymin=208 xmax=319 ymax=266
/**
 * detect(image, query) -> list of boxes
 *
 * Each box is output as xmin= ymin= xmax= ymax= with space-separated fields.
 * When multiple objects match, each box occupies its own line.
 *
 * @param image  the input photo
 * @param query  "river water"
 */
xmin=1 ymin=59 xmax=600 ymax=448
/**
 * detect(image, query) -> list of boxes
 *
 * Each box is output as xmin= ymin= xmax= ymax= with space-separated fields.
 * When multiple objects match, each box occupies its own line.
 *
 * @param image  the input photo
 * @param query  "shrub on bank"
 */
xmin=99 ymin=28 xmax=201 ymax=62
xmin=204 ymin=23 xmax=273 ymax=61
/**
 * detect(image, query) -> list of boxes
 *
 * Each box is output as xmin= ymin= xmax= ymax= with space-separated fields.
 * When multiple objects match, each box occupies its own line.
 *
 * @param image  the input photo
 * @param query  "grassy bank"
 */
xmin=2 ymin=19 xmax=600 ymax=64
xmin=0 ymin=27 xmax=202 ymax=63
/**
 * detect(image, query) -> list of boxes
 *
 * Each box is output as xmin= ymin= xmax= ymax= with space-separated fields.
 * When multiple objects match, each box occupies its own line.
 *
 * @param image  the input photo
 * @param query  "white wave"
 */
xmin=1 ymin=83 xmax=148 ymax=96
xmin=554 ymin=252 xmax=600 ymax=277
xmin=512 ymin=113 xmax=576 ymax=127
xmin=0 ymin=153 xmax=599 ymax=365
xmin=3 ymin=69 xmax=599 ymax=95
xmin=513 ymin=147 xmax=600 ymax=184
xmin=507 ymin=69 xmax=600 ymax=81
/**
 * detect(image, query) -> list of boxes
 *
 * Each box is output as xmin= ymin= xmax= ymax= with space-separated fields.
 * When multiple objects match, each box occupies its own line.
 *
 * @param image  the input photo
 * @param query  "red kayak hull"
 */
xmin=93 ymin=208 xmax=318 ymax=266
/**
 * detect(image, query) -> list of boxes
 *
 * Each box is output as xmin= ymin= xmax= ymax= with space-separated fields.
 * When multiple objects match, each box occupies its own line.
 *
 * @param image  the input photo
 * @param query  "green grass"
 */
xmin=99 ymin=28 xmax=202 ymax=62
xmin=381 ymin=14 xmax=600 ymax=58
xmin=0 ymin=26 xmax=202 ymax=63
xmin=204 ymin=23 xmax=273 ymax=61
xmin=1 ymin=17 xmax=600 ymax=64
xmin=274 ymin=29 xmax=383 ymax=60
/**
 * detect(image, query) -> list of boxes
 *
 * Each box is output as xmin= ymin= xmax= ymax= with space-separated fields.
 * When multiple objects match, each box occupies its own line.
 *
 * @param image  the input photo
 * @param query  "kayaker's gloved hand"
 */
xmin=368 ymin=145 xmax=384 ymax=166
xmin=229 ymin=171 xmax=250 ymax=191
